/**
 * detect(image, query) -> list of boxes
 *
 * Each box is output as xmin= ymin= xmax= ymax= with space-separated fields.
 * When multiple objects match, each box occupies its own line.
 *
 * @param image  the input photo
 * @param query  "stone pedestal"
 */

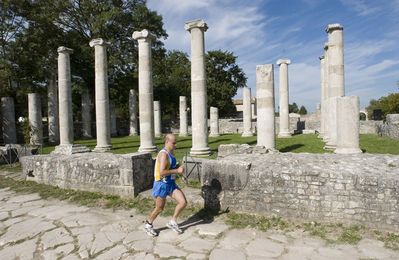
xmin=90 ymin=38 xmax=112 ymax=152
xmin=110 ymin=101 xmax=117 ymax=137
xmin=277 ymin=59 xmax=291 ymax=138
xmin=256 ymin=64 xmax=275 ymax=149
xmin=179 ymin=96 xmax=188 ymax=137
xmin=242 ymin=87 xmax=253 ymax=137
xmin=28 ymin=93 xmax=43 ymax=145
xmin=133 ymin=30 xmax=157 ymax=153
xmin=153 ymin=101 xmax=161 ymax=138
xmin=81 ymin=87 xmax=92 ymax=138
xmin=185 ymin=19 xmax=211 ymax=156
xmin=53 ymin=46 xmax=90 ymax=155
xmin=1 ymin=97 xmax=17 ymax=144
xmin=47 ymin=75 xmax=59 ymax=143
xmin=129 ymin=89 xmax=138 ymax=136
xmin=335 ymin=96 xmax=362 ymax=154
xmin=209 ymin=107 xmax=219 ymax=137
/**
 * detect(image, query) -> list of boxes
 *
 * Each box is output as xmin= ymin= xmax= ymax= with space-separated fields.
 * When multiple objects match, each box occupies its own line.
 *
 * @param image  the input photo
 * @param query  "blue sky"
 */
xmin=147 ymin=0 xmax=399 ymax=112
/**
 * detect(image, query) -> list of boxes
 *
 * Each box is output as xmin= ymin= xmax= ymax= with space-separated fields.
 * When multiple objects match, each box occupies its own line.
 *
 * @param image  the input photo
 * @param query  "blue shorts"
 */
xmin=152 ymin=181 xmax=179 ymax=198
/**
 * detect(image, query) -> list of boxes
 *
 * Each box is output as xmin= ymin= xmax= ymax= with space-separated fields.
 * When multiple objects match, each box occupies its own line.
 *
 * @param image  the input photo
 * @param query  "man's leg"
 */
xmin=171 ymin=188 xmax=187 ymax=222
xmin=148 ymin=197 xmax=166 ymax=223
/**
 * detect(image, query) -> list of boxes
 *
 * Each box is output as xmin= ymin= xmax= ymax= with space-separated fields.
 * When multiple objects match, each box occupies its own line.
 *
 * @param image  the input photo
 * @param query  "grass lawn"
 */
xmin=40 ymin=133 xmax=399 ymax=161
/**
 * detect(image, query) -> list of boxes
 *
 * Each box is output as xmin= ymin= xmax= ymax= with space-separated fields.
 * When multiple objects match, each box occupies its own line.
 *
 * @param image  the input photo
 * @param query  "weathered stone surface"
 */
xmin=178 ymin=236 xmax=215 ymax=253
xmin=0 ymin=237 xmax=37 ymax=259
xmin=20 ymin=152 xmax=153 ymax=197
xmin=218 ymin=229 xmax=256 ymax=249
xmin=7 ymin=193 xmax=41 ymax=203
xmin=40 ymin=227 xmax=74 ymax=249
xmin=41 ymin=243 xmax=75 ymax=259
xmin=153 ymin=243 xmax=187 ymax=258
xmin=357 ymin=238 xmax=397 ymax=259
xmin=195 ymin=222 xmax=229 ymax=237
xmin=201 ymin=152 xmax=399 ymax=231
xmin=379 ymin=114 xmax=399 ymax=139
xmin=0 ymin=217 xmax=55 ymax=246
xmin=245 ymin=238 xmax=285 ymax=258
xmin=96 ymin=245 xmax=128 ymax=260
xmin=209 ymin=248 xmax=246 ymax=260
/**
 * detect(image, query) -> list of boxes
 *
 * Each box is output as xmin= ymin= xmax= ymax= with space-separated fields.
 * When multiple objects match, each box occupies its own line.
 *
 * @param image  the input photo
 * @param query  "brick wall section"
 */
xmin=201 ymin=150 xmax=399 ymax=231
xmin=20 ymin=152 xmax=154 ymax=198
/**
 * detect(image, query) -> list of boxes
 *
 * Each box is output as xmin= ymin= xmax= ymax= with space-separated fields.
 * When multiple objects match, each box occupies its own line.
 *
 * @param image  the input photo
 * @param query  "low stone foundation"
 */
xmin=20 ymin=152 xmax=153 ymax=198
xmin=201 ymin=148 xmax=399 ymax=231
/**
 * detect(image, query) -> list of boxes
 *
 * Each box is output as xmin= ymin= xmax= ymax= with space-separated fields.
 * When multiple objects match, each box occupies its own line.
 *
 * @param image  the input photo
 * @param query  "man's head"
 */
xmin=164 ymin=133 xmax=177 ymax=151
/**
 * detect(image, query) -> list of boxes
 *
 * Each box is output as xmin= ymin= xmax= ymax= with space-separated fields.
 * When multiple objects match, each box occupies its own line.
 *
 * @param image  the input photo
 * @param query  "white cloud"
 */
xmin=339 ymin=0 xmax=380 ymax=16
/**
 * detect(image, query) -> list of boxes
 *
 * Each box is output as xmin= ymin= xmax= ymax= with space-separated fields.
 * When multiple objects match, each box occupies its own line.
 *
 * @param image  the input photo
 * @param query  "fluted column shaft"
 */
xmin=185 ymin=19 xmax=211 ymax=156
xmin=133 ymin=30 xmax=157 ymax=153
xmin=179 ymin=96 xmax=188 ymax=137
xmin=242 ymin=87 xmax=253 ymax=137
xmin=1 ymin=97 xmax=17 ymax=144
xmin=154 ymin=101 xmax=161 ymax=138
xmin=57 ymin=47 xmax=74 ymax=145
xmin=28 ymin=93 xmax=43 ymax=145
xmin=90 ymin=38 xmax=112 ymax=152
xmin=81 ymin=87 xmax=92 ymax=138
xmin=277 ymin=59 xmax=291 ymax=138
xmin=209 ymin=107 xmax=219 ymax=137
xmin=129 ymin=89 xmax=138 ymax=136
xmin=256 ymin=64 xmax=275 ymax=149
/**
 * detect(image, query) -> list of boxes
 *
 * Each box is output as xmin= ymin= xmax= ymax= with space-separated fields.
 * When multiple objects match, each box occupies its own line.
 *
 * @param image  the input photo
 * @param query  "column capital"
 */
xmin=132 ymin=29 xmax=155 ymax=42
xmin=276 ymin=59 xmax=291 ymax=65
xmin=325 ymin=23 xmax=343 ymax=33
xmin=57 ymin=46 xmax=73 ymax=54
xmin=319 ymin=55 xmax=325 ymax=60
xmin=89 ymin=38 xmax=110 ymax=47
xmin=185 ymin=19 xmax=208 ymax=32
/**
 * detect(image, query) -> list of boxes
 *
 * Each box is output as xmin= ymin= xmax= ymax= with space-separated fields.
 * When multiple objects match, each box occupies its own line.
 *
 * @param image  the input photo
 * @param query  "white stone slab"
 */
xmin=196 ymin=222 xmax=229 ymax=237
xmin=41 ymin=227 xmax=74 ymax=249
xmin=209 ymin=248 xmax=246 ymax=260
xmin=96 ymin=245 xmax=128 ymax=260
xmin=245 ymin=238 xmax=285 ymax=258
xmin=153 ymin=243 xmax=187 ymax=258
xmin=179 ymin=236 xmax=214 ymax=253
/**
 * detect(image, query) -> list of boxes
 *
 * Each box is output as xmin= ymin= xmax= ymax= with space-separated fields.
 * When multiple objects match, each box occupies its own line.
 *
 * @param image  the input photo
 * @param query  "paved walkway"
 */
xmin=0 ymin=187 xmax=398 ymax=259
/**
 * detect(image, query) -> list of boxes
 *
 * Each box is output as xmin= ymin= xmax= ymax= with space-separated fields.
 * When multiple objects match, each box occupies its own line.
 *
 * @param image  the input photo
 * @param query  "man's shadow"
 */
xmin=156 ymin=179 xmax=228 ymax=233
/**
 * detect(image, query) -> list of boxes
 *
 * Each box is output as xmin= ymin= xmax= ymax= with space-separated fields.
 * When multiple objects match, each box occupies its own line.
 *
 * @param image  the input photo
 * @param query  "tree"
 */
xmin=289 ymin=102 xmax=299 ymax=113
xmin=299 ymin=105 xmax=307 ymax=115
xmin=206 ymin=50 xmax=246 ymax=117
xmin=366 ymin=93 xmax=399 ymax=120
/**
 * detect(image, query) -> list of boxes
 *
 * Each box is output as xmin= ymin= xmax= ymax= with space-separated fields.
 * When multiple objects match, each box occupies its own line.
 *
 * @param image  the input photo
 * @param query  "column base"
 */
xmin=324 ymin=143 xmax=336 ymax=150
xmin=209 ymin=133 xmax=220 ymax=137
xmin=190 ymin=147 xmax=211 ymax=156
xmin=242 ymin=131 xmax=253 ymax=137
xmin=94 ymin=145 xmax=112 ymax=153
xmin=317 ymin=132 xmax=324 ymax=139
xmin=334 ymin=147 xmax=362 ymax=154
xmin=138 ymin=146 xmax=157 ymax=153
xmin=278 ymin=132 xmax=292 ymax=138
xmin=52 ymin=144 xmax=91 ymax=155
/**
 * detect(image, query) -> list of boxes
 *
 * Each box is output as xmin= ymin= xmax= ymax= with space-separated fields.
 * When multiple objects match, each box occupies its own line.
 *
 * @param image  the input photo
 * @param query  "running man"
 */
xmin=144 ymin=133 xmax=187 ymax=236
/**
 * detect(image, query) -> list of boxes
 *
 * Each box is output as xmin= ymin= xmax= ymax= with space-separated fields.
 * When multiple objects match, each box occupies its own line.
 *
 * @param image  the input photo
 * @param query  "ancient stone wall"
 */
xmin=20 ymin=152 xmax=153 ymax=197
xmin=378 ymin=114 xmax=399 ymax=139
xmin=201 ymin=150 xmax=399 ymax=231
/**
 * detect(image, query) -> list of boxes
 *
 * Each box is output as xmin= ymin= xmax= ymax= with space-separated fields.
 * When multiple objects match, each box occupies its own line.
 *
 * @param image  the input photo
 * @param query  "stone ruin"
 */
xmin=11 ymin=19 xmax=399 ymax=234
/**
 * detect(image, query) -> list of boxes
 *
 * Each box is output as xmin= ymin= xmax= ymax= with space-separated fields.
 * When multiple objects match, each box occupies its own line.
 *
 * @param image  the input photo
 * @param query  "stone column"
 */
xmin=277 ymin=59 xmax=291 ymax=138
xmin=326 ymin=24 xmax=344 ymax=97
xmin=322 ymin=43 xmax=330 ymax=143
xmin=209 ymin=107 xmax=219 ymax=137
xmin=110 ymin=101 xmax=117 ymax=137
xmin=325 ymin=96 xmax=339 ymax=150
xmin=47 ymin=75 xmax=59 ymax=144
xmin=28 ymin=93 xmax=43 ymax=145
xmin=185 ymin=19 xmax=211 ymax=156
xmin=1 ymin=97 xmax=17 ymax=144
xmin=335 ymin=96 xmax=362 ymax=154
xmin=53 ymin=47 xmax=90 ymax=155
xmin=90 ymin=38 xmax=112 ymax=152
xmin=256 ymin=64 xmax=275 ymax=149
xmin=242 ymin=87 xmax=253 ymax=137
xmin=318 ymin=55 xmax=326 ymax=138
xmin=325 ymin=24 xmax=344 ymax=149
xmin=133 ymin=30 xmax=157 ymax=153
xmin=179 ymin=96 xmax=188 ymax=137
xmin=81 ymin=87 xmax=92 ymax=138
xmin=57 ymin=47 xmax=74 ymax=146
xmin=129 ymin=89 xmax=138 ymax=136
xmin=153 ymin=101 xmax=161 ymax=138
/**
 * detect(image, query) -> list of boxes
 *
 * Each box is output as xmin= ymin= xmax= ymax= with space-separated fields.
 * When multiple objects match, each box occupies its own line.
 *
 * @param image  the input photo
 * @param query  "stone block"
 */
xmin=20 ymin=152 xmax=153 ymax=197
